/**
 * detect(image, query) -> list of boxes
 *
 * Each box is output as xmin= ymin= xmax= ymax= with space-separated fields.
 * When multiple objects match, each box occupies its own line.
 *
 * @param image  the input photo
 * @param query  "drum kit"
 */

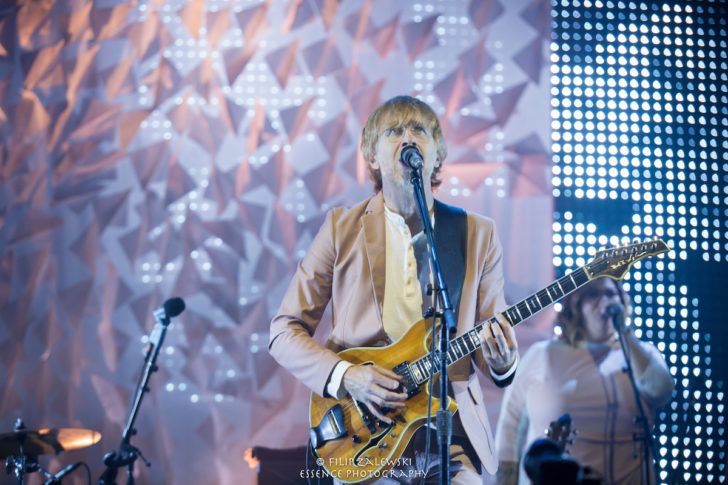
xmin=2 ymin=296 xmax=186 ymax=484
xmin=1 ymin=419 xmax=101 ymax=484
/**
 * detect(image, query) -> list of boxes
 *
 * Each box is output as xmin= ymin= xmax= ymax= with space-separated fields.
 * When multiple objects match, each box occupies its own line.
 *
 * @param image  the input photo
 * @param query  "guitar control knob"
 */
xmin=390 ymin=432 xmax=396 ymax=438
xmin=351 ymin=435 xmax=361 ymax=443
xmin=378 ymin=442 xmax=388 ymax=449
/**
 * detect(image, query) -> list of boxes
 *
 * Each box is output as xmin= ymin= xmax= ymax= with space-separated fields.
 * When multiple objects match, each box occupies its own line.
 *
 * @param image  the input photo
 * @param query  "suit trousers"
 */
xmin=334 ymin=424 xmax=482 ymax=485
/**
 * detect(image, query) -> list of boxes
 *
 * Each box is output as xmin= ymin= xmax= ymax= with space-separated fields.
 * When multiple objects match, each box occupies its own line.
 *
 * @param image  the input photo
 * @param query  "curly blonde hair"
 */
xmin=360 ymin=96 xmax=447 ymax=192
xmin=557 ymin=278 xmax=631 ymax=346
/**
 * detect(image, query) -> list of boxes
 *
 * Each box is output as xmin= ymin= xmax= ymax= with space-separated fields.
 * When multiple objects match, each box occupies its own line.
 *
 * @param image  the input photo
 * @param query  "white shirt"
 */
xmin=496 ymin=338 xmax=671 ymax=485
xmin=381 ymin=204 xmax=432 ymax=340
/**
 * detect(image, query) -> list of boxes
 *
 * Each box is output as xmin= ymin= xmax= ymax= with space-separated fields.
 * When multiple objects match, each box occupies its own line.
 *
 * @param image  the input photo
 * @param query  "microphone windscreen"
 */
xmin=400 ymin=145 xmax=423 ymax=168
xmin=164 ymin=297 xmax=186 ymax=317
xmin=605 ymin=303 xmax=623 ymax=318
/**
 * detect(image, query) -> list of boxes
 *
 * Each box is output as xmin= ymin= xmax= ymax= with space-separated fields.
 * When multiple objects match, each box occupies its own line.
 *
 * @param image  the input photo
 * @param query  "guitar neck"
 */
xmin=501 ymin=266 xmax=590 ymax=328
xmin=407 ymin=267 xmax=592 ymax=386
xmin=405 ymin=238 xmax=668 ymax=386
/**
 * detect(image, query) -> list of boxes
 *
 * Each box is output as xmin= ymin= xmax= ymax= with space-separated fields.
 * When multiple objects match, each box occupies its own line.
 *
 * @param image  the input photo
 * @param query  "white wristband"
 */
xmin=326 ymin=361 xmax=354 ymax=399
xmin=490 ymin=353 xmax=519 ymax=382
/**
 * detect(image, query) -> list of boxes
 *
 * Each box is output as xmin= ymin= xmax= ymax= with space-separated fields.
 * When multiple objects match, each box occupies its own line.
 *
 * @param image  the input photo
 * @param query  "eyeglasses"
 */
xmin=381 ymin=123 xmax=429 ymax=138
xmin=581 ymin=288 xmax=620 ymax=301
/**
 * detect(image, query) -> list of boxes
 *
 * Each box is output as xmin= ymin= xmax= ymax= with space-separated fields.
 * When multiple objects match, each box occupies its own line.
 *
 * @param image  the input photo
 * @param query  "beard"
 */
xmin=382 ymin=162 xmax=434 ymax=194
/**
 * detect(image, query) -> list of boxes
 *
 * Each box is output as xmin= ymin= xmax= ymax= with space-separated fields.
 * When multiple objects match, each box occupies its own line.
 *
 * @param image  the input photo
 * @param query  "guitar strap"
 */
xmin=433 ymin=199 xmax=468 ymax=325
xmin=432 ymin=200 xmax=474 ymax=449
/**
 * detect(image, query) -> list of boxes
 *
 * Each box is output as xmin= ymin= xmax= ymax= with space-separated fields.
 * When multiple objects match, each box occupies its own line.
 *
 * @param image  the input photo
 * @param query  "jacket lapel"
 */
xmin=361 ymin=193 xmax=386 ymax=324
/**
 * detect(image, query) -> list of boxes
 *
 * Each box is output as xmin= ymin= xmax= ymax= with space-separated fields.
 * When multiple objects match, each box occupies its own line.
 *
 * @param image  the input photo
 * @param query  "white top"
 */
xmin=495 ymin=337 xmax=671 ymax=485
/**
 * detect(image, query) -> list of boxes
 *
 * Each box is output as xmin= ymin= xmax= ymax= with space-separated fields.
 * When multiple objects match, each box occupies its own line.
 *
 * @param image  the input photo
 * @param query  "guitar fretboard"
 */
xmin=407 ymin=267 xmax=591 ymax=386
xmin=405 ymin=239 xmax=669 ymax=386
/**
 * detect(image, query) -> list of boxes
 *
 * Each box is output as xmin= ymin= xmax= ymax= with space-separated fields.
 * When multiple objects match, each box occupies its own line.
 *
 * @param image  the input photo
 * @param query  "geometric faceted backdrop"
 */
xmin=0 ymin=1 xmax=552 ymax=483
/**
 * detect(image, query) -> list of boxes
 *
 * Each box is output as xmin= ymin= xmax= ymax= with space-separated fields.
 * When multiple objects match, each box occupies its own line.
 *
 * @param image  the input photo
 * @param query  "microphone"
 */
xmin=163 ymin=297 xmax=186 ymax=317
xmin=43 ymin=462 xmax=82 ymax=484
xmin=400 ymin=145 xmax=423 ymax=169
xmin=153 ymin=297 xmax=186 ymax=326
xmin=605 ymin=303 xmax=624 ymax=329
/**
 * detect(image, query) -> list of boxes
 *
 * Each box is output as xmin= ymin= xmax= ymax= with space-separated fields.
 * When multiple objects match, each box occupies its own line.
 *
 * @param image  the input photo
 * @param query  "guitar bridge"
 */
xmin=309 ymin=403 xmax=347 ymax=449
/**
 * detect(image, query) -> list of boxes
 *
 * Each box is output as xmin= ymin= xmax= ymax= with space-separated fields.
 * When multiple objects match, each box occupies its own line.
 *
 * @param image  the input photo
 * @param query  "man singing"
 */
xmin=269 ymin=95 xmax=518 ymax=484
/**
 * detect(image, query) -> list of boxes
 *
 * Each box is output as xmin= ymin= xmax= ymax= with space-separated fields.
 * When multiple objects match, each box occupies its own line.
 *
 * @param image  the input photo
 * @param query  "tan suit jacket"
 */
xmin=269 ymin=192 xmax=509 ymax=474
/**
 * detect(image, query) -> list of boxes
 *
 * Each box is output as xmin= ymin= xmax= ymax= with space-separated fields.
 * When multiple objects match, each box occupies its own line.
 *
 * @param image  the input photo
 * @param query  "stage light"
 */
xmin=552 ymin=1 xmax=726 ymax=483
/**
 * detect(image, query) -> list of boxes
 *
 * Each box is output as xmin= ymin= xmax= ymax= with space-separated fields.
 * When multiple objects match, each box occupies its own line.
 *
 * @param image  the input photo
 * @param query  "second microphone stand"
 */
xmin=611 ymin=309 xmax=658 ymax=485
xmin=98 ymin=305 xmax=175 ymax=485
xmin=408 ymin=163 xmax=458 ymax=485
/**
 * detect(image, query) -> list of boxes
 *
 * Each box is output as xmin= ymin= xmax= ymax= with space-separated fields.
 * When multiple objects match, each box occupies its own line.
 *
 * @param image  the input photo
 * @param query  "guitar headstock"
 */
xmin=545 ymin=413 xmax=574 ymax=453
xmin=585 ymin=238 xmax=670 ymax=281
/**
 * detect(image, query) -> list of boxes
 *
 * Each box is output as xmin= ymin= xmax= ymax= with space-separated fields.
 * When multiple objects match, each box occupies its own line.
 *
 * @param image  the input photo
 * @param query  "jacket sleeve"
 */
xmin=471 ymin=218 xmax=515 ymax=380
xmin=495 ymin=344 xmax=538 ymax=470
xmin=268 ymin=209 xmax=344 ymax=397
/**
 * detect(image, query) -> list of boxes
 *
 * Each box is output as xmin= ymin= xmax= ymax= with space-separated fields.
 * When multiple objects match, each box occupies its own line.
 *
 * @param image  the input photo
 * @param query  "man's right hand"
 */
xmin=342 ymin=364 xmax=407 ymax=424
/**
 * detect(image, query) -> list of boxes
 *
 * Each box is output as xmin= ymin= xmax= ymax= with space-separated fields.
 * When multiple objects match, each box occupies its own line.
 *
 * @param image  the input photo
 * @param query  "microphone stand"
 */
xmin=98 ymin=309 xmax=172 ymax=485
xmin=408 ymin=163 xmax=457 ymax=485
xmin=611 ymin=311 xmax=658 ymax=485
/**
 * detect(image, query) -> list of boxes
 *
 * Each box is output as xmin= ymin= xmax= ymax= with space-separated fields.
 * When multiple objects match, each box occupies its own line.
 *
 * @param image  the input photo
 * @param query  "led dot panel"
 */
xmin=550 ymin=1 xmax=727 ymax=483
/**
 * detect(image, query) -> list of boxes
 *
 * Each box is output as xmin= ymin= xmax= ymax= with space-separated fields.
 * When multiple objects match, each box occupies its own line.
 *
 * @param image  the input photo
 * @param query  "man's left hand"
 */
xmin=478 ymin=313 xmax=518 ymax=374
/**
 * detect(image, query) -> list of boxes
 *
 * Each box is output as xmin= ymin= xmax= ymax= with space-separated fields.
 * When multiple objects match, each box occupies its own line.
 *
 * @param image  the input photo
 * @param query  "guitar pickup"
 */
xmin=309 ymin=404 xmax=347 ymax=449
xmin=392 ymin=361 xmax=421 ymax=398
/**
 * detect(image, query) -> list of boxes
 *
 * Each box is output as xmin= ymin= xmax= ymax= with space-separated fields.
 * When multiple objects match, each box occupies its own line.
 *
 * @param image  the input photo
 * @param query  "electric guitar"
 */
xmin=309 ymin=239 xmax=669 ymax=483
xmin=524 ymin=414 xmax=577 ymax=483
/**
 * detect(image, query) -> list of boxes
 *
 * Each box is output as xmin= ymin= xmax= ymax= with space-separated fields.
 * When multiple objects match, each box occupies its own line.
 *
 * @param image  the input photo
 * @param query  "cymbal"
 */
xmin=0 ymin=428 xmax=101 ymax=459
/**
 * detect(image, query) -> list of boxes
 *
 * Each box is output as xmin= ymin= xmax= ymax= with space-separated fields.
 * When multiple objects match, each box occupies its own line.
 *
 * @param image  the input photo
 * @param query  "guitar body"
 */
xmin=309 ymin=318 xmax=456 ymax=483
